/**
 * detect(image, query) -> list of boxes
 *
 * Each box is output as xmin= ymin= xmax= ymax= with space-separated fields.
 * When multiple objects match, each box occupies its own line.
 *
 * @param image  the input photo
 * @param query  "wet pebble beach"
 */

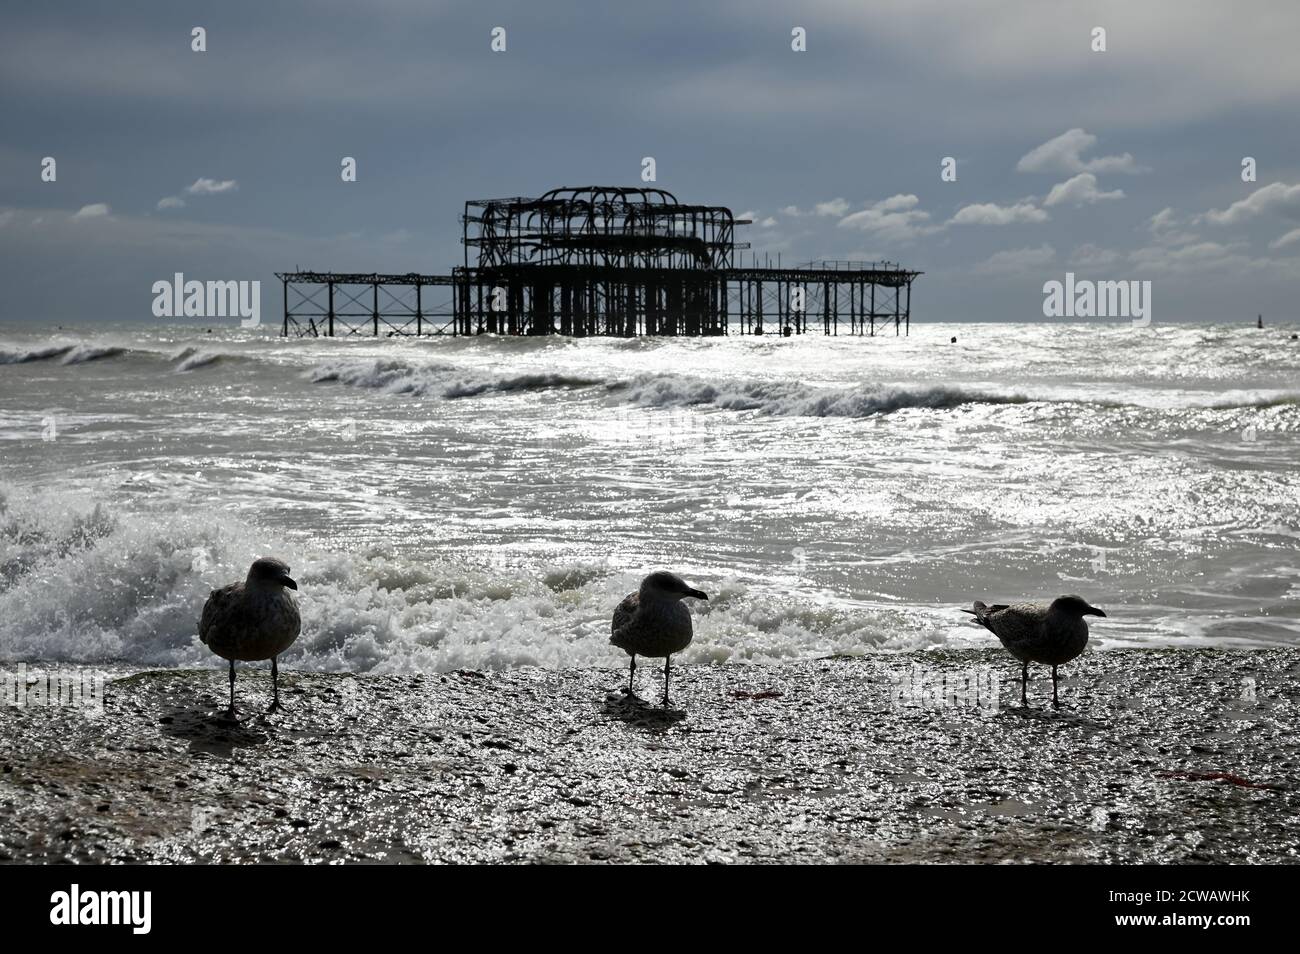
xmin=2 ymin=648 xmax=1297 ymax=864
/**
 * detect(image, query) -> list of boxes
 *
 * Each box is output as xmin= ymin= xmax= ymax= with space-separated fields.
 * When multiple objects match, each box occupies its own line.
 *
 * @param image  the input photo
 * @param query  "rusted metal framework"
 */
xmin=279 ymin=186 xmax=920 ymax=337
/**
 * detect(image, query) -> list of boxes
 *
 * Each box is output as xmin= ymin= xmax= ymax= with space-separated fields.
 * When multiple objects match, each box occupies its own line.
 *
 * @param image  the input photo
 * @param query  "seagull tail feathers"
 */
xmin=964 ymin=600 xmax=1000 ymax=632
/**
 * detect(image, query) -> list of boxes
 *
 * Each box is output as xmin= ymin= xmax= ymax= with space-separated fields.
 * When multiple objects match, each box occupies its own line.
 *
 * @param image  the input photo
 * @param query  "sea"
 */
xmin=1 ymin=319 xmax=1298 ymax=673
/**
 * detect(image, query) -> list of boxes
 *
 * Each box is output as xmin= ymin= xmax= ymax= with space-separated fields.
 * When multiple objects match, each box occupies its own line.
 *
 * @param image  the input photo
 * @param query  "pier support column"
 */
xmin=905 ymin=279 xmax=912 ymax=336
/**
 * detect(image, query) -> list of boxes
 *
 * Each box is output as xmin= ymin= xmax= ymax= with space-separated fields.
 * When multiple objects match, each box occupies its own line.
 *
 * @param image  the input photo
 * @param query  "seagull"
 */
xmin=199 ymin=558 xmax=301 ymax=717
xmin=962 ymin=595 xmax=1105 ymax=708
xmin=611 ymin=571 xmax=708 ymax=706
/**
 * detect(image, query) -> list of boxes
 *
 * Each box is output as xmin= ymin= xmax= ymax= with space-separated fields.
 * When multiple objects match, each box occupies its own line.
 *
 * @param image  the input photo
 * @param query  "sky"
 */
xmin=2 ymin=0 xmax=1300 ymax=325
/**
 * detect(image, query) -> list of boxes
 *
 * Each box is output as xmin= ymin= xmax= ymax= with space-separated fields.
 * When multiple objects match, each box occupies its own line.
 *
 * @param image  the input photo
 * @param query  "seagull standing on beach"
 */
xmin=611 ymin=571 xmax=708 ymax=707
xmin=199 ymin=558 xmax=301 ymax=717
xmin=962 ymin=595 xmax=1105 ymax=708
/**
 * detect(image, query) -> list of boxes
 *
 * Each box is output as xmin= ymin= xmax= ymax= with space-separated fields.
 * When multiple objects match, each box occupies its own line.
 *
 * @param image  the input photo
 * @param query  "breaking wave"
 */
xmin=60 ymin=344 xmax=128 ymax=365
xmin=171 ymin=347 xmax=224 ymax=372
xmin=307 ymin=358 xmax=604 ymax=399
xmin=0 ymin=344 xmax=76 ymax=364
xmin=0 ymin=485 xmax=928 ymax=671
xmin=615 ymin=374 xmax=1030 ymax=417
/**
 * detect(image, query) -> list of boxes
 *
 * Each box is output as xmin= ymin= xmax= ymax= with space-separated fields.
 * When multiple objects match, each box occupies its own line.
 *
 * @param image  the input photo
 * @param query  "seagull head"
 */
xmin=247 ymin=557 xmax=298 ymax=590
xmin=1051 ymin=594 xmax=1105 ymax=617
xmin=640 ymin=570 xmax=708 ymax=602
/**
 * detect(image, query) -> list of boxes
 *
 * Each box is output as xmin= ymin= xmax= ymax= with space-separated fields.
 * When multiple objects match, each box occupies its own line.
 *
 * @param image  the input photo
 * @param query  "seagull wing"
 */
xmin=199 ymin=582 xmax=240 ymax=649
xmin=610 ymin=592 xmax=639 ymax=648
xmin=983 ymin=602 xmax=1048 ymax=650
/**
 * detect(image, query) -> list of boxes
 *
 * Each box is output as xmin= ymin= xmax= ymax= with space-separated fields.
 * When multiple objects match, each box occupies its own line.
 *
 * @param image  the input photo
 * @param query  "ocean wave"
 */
xmin=616 ymin=374 xmax=1030 ymax=417
xmin=60 ymin=344 xmax=128 ymax=365
xmin=306 ymin=357 xmax=1027 ymax=417
xmin=615 ymin=375 xmax=1300 ymax=417
xmin=308 ymin=358 xmax=604 ymax=399
xmin=3 ymin=341 xmax=232 ymax=372
xmin=0 ymin=343 xmax=75 ymax=364
xmin=1204 ymin=390 xmax=1300 ymax=410
xmin=172 ymin=347 xmax=223 ymax=372
xmin=0 ymin=486 xmax=927 ymax=671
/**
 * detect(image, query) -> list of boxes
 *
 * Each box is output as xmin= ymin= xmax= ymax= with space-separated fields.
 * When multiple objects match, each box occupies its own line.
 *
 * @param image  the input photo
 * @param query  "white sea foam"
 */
xmin=0 ymin=486 xmax=927 ymax=671
xmin=4 ymin=320 xmax=1298 ymax=665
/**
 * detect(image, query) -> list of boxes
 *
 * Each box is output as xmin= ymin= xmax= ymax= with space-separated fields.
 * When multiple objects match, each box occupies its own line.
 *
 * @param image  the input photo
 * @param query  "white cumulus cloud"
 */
xmin=1269 ymin=227 xmax=1300 ymax=250
xmin=1203 ymin=182 xmax=1300 ymax=226
xmin=1016 ymin=129 xmax=1143 ymax=175
xmin=72 ymin=203 xmax=111 ymax=219
xmin=185 ymin=177 xmax=239 ymax=195
xmin=1043 ymin=173 xmax=1124 ymax=207
xmin=949 ymin=200 xmax=1048 ymax=225
xmin=837 ymin=194 xmax=940 ymax=243
xmin=813 ymin=197 xmax=849 ymax=217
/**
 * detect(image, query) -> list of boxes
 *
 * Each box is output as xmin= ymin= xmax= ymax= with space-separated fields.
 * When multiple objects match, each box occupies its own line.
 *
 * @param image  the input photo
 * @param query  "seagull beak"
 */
xmin=1086 ymin=606 xmax=1105 ymax=617
xmin=687 ymin=588 xmax=708 ymax=601
xmin=280 ymin=575 xmax=298 ymax=590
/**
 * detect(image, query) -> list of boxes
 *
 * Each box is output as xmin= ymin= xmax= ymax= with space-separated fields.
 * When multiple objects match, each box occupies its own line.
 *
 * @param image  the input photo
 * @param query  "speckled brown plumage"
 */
xmin=199 ymin=557 xmax=301 ymax=715
xmin=200 ymin=582 xmax=301 ymax=662
xmin=964 ymin=594 xmax=1105 ymax=708
xmin=610 ymin=571 xmax=708 ymax=706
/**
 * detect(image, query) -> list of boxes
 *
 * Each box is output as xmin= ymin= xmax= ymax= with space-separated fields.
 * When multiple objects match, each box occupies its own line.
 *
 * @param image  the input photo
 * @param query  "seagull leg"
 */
xmin=1052 ymin=665 xmax=1060 ymax=709
xmin=268 ymin=655 xmax=281 ymax=714
xmin=1021 ymin=661 xmax=1029 ymax=708
xmin=226 ymin=659 xmax=237 ymax=719
xmin=661 ymin=655 xmax=672 ymax=708
xmin=624 ymin=654 xmax=636 ymax=695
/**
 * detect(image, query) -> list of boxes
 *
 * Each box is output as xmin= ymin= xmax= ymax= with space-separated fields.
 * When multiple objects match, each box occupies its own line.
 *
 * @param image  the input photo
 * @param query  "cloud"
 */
xmin=971 ymin=243 xmax=1055 ymax=275
xmin=1067 ymin=243 xmax=1120 ymax=267
xmin=185 ymin=177 xmax=239 ymax=195
xmin=779 ymin=205 xmax=803 ymax=217
xmin=1130 ymin=240 xmax=1250 ymax=273
xmin=0 ymin=210 xmax=14 ymax=228
xmin=1145 ymin=207 xmax=1199 ymax=246
xmin=876 ymin=194 xmax=920 ymax=213
xmin=1042 ymin=173 xmax=1124 ymax=207
xmin=1016 ymin=129 xmax=1143 ymax=175
xmin=759 ymin=216 xmax=777 ymax=228
xmin=1269 ymin=228 xmax=1300 ymax=250
xmin=1148 ymin=207 xmax=1181 ymax=234
xmin=837 ymin=194 xmax=940 ymax=243
xmin=1202 ymin=182 xmax=1300 ymax=226
xmin=156 ymin=196 xmax=186 ymax=210
xmin=813 ymin=197 xmax=849 ymax=217
xmin=949 ymin=200 xmax=1048 ymax=225
xmin=72 ymin=203 xmax=110 ymax=219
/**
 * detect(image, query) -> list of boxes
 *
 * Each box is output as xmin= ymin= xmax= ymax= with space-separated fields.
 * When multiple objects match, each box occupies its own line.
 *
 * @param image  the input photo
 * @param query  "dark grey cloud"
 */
xmin=2 ymin=0 xmax=1299 ymax=324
